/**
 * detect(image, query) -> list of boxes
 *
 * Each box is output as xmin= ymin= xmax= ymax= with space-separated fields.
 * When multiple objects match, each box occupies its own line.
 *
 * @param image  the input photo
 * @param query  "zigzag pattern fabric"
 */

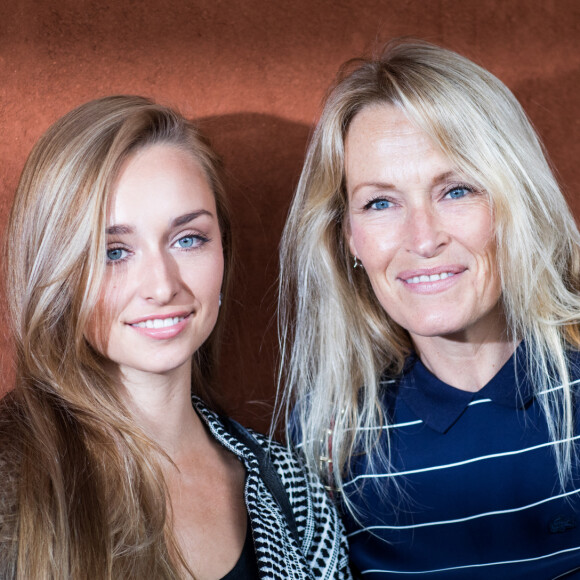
xmin=193 ymin=397 xmax=351 ymax=579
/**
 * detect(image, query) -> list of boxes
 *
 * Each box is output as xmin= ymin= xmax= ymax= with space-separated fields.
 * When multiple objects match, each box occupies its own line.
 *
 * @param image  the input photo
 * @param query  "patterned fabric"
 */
xmin=193 ymin=397 xmax=352 ymax=580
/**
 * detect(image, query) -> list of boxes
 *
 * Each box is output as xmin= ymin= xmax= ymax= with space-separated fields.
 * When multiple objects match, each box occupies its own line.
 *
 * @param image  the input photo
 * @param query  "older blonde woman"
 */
xmin=0 ymin=96 xmax=350 ymax=579
xmin=280 ymin=41 xmax=580 ymax=578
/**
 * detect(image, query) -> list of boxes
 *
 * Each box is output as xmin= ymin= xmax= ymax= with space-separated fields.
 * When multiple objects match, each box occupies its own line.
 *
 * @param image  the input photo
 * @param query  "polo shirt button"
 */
xmin=548 ymin=514 xmax=577 ymax=534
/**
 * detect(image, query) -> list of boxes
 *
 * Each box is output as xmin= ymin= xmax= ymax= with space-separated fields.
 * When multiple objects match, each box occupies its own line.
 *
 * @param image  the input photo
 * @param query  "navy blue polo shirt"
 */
xmin=341 ymin=347 xmax=580 ymax=578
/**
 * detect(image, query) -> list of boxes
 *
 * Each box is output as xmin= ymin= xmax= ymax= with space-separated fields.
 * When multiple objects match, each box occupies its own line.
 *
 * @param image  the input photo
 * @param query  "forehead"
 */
xmin=114 ymin=144 xmax=207 ymax=194
xmin=108 ymin=144 xmax=216 ymax=223
xmin=344 ymin=105 xmax=452 ymax=186
xmin=349 ymin=103 xmax=414 ymax=134
xmin=346 ymin=104 xmax=432 ymax=155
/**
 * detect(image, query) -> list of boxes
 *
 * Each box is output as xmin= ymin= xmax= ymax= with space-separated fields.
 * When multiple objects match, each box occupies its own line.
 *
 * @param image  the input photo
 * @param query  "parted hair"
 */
xmin=278 ymin=40 xmax=580 ymax=509
xmin=0 ymin=95 xmax=232 ymax=578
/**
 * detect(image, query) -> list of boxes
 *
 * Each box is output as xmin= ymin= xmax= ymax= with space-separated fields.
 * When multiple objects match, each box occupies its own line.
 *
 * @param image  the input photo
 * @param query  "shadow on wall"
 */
xmin=198 ymin=113 xmax=312 ymax=434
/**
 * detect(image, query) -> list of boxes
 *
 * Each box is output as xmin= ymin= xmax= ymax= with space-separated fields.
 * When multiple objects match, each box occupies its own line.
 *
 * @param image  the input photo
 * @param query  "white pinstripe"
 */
xmin=347 ymin=486 xmax=580 ymax=536
xmin=359 ymin=545 xmax=580 ymax=575
xmin=343 ymin=434 xmax=580 ymax=487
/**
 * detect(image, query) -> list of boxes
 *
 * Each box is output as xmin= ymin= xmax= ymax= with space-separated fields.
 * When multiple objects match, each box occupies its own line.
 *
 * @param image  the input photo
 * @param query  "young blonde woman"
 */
xmin=280 ymin=41 xmax=580 ymax=578
xmin=0 ymin=96 xmax=350 ymax=579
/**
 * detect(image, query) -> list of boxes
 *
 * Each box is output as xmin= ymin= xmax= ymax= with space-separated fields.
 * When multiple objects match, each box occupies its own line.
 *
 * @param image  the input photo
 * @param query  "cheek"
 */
xmin=456 ymin=211 xmax=501 ymax=298
xmin=482 ymin=241 xmax=502 ymax=298
xmin=458 ymin=212 xmax=497 ymax=267
xmin=349 ymin=218 xmax=398 ymax=268
xmin=181 ymin=254 xmax=224 ymax=299
xmin=459 ymin=201 xmax=494 ymax=243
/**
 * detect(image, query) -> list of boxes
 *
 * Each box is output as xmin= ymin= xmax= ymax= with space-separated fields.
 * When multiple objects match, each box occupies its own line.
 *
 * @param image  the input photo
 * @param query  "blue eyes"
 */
xmin=106 ymin=235 xmax=207 ymax=264
xmin=106 ymin=248 xmax=127 ymax=262
xmin=175 ymin=236 xmax=197 ymax=248
xmin=364 ymin=185 xmax=473 ymax=211
xmin=364 ymin=198 xmax=392 ymax=211
xmin=370 ymin=199 xmax=392 ymax=210
xmin=444 ymin=186 xmax=470 ymax=200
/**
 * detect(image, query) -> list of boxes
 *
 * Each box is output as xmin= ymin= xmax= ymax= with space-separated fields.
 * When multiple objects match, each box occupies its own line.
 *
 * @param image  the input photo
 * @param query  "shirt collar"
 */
xmin=398 ymin=343 xmax=532 ymax=434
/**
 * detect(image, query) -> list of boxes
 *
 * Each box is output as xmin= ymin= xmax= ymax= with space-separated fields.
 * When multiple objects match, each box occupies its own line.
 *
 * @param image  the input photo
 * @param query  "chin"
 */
xmin=114 ymin=351 xmax=195 ymax=378
xmin=401 ymin=315 xmax=469 ymax=340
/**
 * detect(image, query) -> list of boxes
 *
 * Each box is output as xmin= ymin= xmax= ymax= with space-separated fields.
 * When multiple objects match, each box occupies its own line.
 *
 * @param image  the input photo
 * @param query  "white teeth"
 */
xmin=133 ymin=316 xmax=183 ymax=329
xmin=406 ymin=272 xmax=455 ymax=284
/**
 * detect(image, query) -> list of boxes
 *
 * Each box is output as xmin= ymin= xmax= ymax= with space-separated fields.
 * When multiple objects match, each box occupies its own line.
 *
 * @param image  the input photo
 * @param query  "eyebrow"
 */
xmin=350 ymin=171 xmax=463 ymax=196
xmin=106 ymin=210 xmax=213 ymax=236
xmin=106 ymin=224 xmax=133 ymax=235
xmin=350 ymin=181 xmax=395 ymax=196
xmin=171 ymin=210 xmax=212 ymax=228
xmin=432 ymin=171 xmax=459 ymax=186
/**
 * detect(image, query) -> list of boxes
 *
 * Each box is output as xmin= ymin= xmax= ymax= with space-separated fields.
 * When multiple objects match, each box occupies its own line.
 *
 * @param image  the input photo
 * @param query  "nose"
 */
xmin=139 ymin=250 xmax=180 ymax=304
xmin=405 ymin=204 xmax=448 ymax=258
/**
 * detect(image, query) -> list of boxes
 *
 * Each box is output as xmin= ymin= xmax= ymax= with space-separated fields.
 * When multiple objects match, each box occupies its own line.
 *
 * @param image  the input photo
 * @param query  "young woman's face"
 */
xmin=91 ymin=144 xmax=223 ymax=380
xmin=346 ymin=104 xmax=504 ymax=345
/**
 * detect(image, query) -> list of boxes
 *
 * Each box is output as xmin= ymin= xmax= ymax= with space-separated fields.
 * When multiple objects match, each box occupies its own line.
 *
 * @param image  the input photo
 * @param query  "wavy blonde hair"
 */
xmin=1 ymin=96 xmax=232 ymax=578
xmin=279 ymin=40 xmax=580 ymax=510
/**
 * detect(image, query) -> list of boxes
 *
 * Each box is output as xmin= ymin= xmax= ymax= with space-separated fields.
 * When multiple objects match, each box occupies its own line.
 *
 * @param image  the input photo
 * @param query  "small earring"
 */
xmin=353 ymin=256 xmax=361 ymax=269
xmin=219 ymin=293 xmax=223 ymax=307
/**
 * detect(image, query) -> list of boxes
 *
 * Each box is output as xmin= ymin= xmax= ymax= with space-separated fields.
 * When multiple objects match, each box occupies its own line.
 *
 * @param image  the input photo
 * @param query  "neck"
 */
xmin=410 ymin=307 xmax=517 ymax=392
xmin=113 ymin=362 xmax=206 ymax=459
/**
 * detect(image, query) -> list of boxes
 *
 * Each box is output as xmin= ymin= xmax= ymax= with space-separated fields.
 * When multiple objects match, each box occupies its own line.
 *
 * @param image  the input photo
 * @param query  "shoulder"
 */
xmin=249 ymin=433 xmax=351 ymax=579
xmin=193 ymin=396 xmax=308 ymax=489
xmin=250 ymin=429 xmax=303 ymax=478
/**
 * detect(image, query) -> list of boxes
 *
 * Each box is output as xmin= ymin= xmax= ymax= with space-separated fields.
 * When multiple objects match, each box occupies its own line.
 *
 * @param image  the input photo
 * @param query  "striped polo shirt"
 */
xmin=341 ymin=347 xmax=580 ymax=578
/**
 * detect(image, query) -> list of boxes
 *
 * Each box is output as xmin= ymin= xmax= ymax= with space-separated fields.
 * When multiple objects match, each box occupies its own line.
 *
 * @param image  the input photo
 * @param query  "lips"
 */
xmin=397 ymin=266 xmax=466 ymax=294
xmin=126 ymin=311 xmax=191 ymax=327
xmin=405 ymin=272 xmax=455 ymax=284
xmin=398 ymin=265 xmax=465 ymax=283
xmin=131 ymin=315 xmax=186 ymax=329
xmin=125 ymin=311 xmax=193 ymax=339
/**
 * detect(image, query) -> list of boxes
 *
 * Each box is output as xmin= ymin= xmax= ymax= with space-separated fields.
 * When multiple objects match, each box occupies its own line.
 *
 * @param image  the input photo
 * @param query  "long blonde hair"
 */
xmin=1 ymin=95 xmax=232 ymax=578
xmin=279 ymin=40 xmax=580 ymax=510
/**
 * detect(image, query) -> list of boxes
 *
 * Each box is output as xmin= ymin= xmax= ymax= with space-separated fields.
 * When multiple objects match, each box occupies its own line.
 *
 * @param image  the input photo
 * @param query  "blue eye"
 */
xmin=444 ymin=186 xmax=470 ymax=200
xmin=177 ymin=236 xmax=195 ymax=248
xmin=368 ymin=199 xmax=392 ymax=210
xmin=174 ymin=235 xmax=207 ymax=249
xmin=106 ymin=248 xmax=127 ymax=262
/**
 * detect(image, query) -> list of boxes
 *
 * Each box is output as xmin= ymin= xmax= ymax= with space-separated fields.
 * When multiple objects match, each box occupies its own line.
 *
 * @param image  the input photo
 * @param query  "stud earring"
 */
xmin=219 ymin=293 xmax=223 ymax=307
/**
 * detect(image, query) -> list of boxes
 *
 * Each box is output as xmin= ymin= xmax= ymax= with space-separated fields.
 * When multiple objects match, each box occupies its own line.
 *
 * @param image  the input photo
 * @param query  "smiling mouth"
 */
xmin=405 ymin=272 xmax=456 ymax=284
xmin=131 ymin=315 xmax=187 ymax=329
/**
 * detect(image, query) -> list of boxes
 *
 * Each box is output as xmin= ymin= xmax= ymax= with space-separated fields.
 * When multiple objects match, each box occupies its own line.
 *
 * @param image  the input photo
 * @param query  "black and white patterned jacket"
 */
xmin=193 ymin=397 xmax=352 ymax=579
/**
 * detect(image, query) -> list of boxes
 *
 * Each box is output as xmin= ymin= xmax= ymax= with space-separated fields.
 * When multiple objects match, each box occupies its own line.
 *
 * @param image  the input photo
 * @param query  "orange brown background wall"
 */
xmin=1 ymin=0 xmax=579 ymax=432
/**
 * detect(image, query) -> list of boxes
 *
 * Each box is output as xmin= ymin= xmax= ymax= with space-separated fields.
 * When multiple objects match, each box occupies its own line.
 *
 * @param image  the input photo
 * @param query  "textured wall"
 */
xmin=1 ymin=0 xmax=579 ymax=431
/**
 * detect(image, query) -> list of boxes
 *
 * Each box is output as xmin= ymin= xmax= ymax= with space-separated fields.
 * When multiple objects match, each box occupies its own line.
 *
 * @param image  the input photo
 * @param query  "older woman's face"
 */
xmin=90 ymin=144 xmax=223 ymax=380
xmin=345 ymin=105 xmax=503 ymax=344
